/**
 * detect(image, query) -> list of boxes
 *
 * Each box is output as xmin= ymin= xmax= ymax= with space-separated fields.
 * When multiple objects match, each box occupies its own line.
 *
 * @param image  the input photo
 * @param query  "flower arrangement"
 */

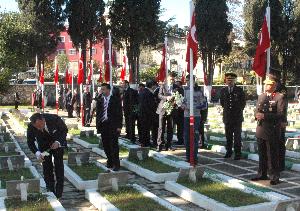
xmin=162 ymin=91 xmax=184 ymax=115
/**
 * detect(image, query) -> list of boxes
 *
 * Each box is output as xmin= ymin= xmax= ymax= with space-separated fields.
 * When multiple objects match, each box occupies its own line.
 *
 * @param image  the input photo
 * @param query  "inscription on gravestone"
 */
xmin=0 ymin=155 xmax=24 ymax=170
xmin=68 ymin=152 xmax=90 ymax=165
xmin=128 ymin=147 xmax=149 ymax=161
xmin=98 ymin=171 xmax=130 ymax=191
xmin=178 ymin=167 xmax=204 ymax=183
xmin=6 ymin=179 xmax=40 ymax=199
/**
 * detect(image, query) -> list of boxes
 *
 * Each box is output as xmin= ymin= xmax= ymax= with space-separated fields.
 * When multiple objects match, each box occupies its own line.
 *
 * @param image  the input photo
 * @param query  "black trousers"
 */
xmin=124 ymin=112 xmax=136 ymax=142
xmin=279 ymin=127 xmax=286 ymax=171
xmin=199 ymin=120 xmax=205 ymax=146
xmin=257 ymin=138 xmax=280 ymax=181
xmin=173 ymin=110 xmax=184 ymax=144
xmin=151 ymin=114 xmax=159 ymax=146
xmin=139 ymin=116 xmax=152 ymax=147
xmin=43 ymin=148 xmax=64 ymax=198
xmin=224 ymin=122 xmax=242 ymax=155
xmin=157 ymin=114 xmax=173 ymax=148
xmin=100 ymin=123 xmax=120 ymax=168
xmin=84 ymin=108 xmax=91 ymax=126
xmin=67 ymin=104 xmax=73 ymax=117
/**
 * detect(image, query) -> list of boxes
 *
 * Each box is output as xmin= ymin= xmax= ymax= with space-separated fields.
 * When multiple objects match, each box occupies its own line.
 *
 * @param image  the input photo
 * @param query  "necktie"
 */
xmin=100 ymin=97 xmax=108 ymax=122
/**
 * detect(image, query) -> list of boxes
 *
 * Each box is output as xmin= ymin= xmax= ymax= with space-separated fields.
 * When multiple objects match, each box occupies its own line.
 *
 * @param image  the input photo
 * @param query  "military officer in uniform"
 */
xmin=252 ymin=76 xmax=285 ymax=185
xmin=220 ymin=73 xmax=246 ymax=160
xmin=269 ymin=68 xmax=288 ymax=171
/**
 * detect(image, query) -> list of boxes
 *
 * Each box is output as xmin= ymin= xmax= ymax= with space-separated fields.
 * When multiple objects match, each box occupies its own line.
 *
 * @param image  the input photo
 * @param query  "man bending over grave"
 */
xmin=27 ymin=113 xmax=68 ymax=199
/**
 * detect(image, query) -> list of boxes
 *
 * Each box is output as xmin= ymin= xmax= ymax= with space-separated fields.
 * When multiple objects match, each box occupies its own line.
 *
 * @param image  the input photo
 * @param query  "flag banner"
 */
xmin=120 ymin=55 xmax=126 ymax=81
xmin=65 ymin=68 xmax=69 ymax=84
xmin=87 ymin=63 xmax=92 ymax=83
xmin=39 ymin=64 xmax=44 ymax=85
xmin=69 ymin=69 xmax=73 ymax=84
xmin=157 ymin=45 xmax=166 ymax=82
xmin=77 ymin=53 xmax=84 ymax=84
xmin=253 ymin=15 xmax=270 ymax=77
xmin=54 ymin=63 xmax=59 ymax=84
xmin=98 ymin=67 xmax=103 ymax=82
xmin=186 ymin=11 xmax=198 ymax=73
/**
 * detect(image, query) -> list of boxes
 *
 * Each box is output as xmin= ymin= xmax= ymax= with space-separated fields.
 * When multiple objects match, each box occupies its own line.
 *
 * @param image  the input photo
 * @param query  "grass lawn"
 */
xmin=119 ymin=146 xmax=129 ymax=157
xmin=5 ymin=193 xmax=53 ymax=211
xmin=128 ymin=157 xmax=178 ymax=173
xmin=165 ymin=155 xmax=184 ymax=162
xmin=68 ymin=163 xmax=106 ymax=180
xmin=0 ymin=151 xmax=19 ymax=156
xmin=101 ymin=186 xmax=169 ymax=211
xmin=68 ymin=128 xmax=81 ymax=135
xmin=79 ymin=135 xmax=99 ymax=144
xmin=177 ymin=177 xmax=268 ymax=207
xmin=0 ymin=168 xmax=34 ymax=188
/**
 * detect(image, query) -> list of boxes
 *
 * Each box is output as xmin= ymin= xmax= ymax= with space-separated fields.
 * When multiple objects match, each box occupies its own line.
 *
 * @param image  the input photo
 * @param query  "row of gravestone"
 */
xmin=0 ymin=127 xmax=40 ymax=201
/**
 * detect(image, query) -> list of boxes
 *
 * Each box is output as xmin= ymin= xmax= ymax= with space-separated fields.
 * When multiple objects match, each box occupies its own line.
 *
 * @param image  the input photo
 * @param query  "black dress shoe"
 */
xmin=270 ymin=179 xmax=280 ymax=185
xmin=251 ymin=176 xmax=269 ymax=181
xmin=224 ymin=153 xmax=232 ymax=158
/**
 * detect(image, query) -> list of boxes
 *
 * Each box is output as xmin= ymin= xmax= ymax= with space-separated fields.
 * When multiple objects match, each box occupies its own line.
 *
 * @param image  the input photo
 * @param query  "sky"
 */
xmin=0 ymin=0 xmax=191 ymax=27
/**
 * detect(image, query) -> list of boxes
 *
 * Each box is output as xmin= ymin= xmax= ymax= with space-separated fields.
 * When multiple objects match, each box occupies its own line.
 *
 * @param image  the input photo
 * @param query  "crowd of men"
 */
xmin=26 ymin=69 xmax=289 ymax=199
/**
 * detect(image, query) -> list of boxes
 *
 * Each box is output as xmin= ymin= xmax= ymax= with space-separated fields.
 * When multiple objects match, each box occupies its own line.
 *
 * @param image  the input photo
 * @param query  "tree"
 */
xmin=243 ymin=0 xmax=300 ymax=84
xmin=0 ymin=12 xmax=33 ymax=74
xmin=66 ymin=0 xmax=106 ymax=83
xmin=17 ymin=0 xmax=66 ymax=66
xmin=109 ymin=0 xmax=167 ymax=83
xmin=57 ymin=54 xmax=69 ymax=72
xmin=195 ymin=0 xmax=233 ymax=85
xmin=0 ymin=68 xmax=11 ymax=93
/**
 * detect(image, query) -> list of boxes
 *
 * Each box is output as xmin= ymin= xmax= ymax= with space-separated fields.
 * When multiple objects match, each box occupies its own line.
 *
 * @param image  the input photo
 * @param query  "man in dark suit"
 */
xmin=83 ymin=85 xmax=92 ymax=126
xmin=138 ymin=80 xmax=156 ymax=147
xmin=71 ymin=89 xmax=81 ymax=121
xmin=121 ymin=80 xmax=138 ymax=143
xmin=252 ymin=76 xmax=285 ymax=185
xmin=65 ymin=88 xmax=73 ymax=118
xmin=152 ymin=81 xmax=160 ymax=147
xmin=27 ymin=113 xmax=68 ymax=198
xmin=220 ymin=73 xmax=246 ymax=160
xmin=96 ymin=83 xmax=123 ymax=171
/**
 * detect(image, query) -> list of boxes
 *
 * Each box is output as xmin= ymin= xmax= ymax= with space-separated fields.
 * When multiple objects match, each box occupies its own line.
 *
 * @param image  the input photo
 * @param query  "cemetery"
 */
xmin=0 ymin=105 xmax=300 ymax=210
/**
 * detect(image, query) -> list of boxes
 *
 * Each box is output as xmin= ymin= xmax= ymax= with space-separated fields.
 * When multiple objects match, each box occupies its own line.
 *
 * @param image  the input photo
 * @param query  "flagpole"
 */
xmin=79 ymin=48 xmax=84 ymax=127
xmin=165 ymin=36 xmax=168 ymax=86
xmin=71 ymin=66 xmax=74 ymax=96
xmin=91 ymin=59 xmax=95 ymax=95
xmin=189 ymin=0 xmax=195 ymax=167
xmin=41 ymin=63 xmax=44 ymax=113
xmin=35 ymin=55 xmax=38 ymax=90
xmin=108 ymin=29 xmax=113 ymax=91
xmin=266 ymin=2 xmax=271 ymax=75
xmin=55 ymin=57 xmax=58 ymax=115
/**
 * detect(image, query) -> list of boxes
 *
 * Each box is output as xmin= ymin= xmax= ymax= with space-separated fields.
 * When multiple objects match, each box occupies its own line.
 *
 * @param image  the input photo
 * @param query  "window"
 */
xmin=57 ymin=49 xmax=66 ymax=54
xmin=92 ymin=48 xmax=97 ymax=55
xmin=58 ymin=36 xmax=65 ymax=43
xmin=69 ymin=49 xmax=76 ymax=55
xmin=69 ymin=36 xmax=72 ymax=42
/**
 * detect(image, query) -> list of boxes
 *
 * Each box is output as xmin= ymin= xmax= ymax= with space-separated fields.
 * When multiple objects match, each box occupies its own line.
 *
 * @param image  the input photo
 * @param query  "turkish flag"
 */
xmin=104 ymin=38 xmax=110 ymax=82
xmin=98 ymin=67 xmax=103 ymax=82
xmin=69 ymin=70 xmax=72 ymax=84
xmin=181 ymin=70 xmax=186 ymax=84
xmin=186 ymin=11 xmax=198 ymax=73
xmin=87 ymin=63 xmax=92 ymax=83
xmin=39 ymin=64 xmax=44 ymax=85
xmin=65 ymin=68 xmax=69 ymax=84
xmin=120 ymin=55 xmax=126 ymax=81
xmin=253 ymin=16 xmax=270 ymax=77
xmin=157 ymin=45 xmax=166 ymax=82
xmin=54 ymin=63 xmax=59 ymax=84
xmin=77 ymin=53 xmax=84 ymax=84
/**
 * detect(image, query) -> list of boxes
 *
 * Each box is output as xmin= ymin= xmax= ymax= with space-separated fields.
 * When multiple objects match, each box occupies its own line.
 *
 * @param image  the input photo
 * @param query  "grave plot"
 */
xmin=121 ymin=147 xmax=181 ymax=182
xmin=165 ymin=167 xmax=293 ymax=211
xmin=92 ymin=143 xmax=129 ymax=158
xmin=86 ymin=172 xmax=182 ymax=211
xmin=72 ymin=130 xmax=99 ymax=148
xmin=64 ymin=152 xmax=129 ymax=190
xmin=66 ymin=127 xmax=80 ymax=140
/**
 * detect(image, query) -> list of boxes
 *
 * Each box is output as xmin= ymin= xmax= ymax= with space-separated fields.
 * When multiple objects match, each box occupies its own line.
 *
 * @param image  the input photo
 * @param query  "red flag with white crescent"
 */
xmin=77 ymin=53 xmax=84 ymax=84
xmin=87 ymin=63 xmax=92 ymax=83
xmin=253 ymin=15 xmax=270 ymax=77
xmin=40 ymin=64 xmax=44 ymax=85
xmin=120 ymin=55 xmax=126 ymax=81
xmin=65 ymin=68 xmax=69 ymax=84
xmin=54 ymin=63 xmax=59 ymax=84
xmin=186 ymin=11 xmax=198 ymax=73
xmin=157 ymin=45 xmax=166 ymax=82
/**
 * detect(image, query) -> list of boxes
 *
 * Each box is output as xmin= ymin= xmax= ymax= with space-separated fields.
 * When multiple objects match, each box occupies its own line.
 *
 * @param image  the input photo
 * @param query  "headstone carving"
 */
xmin=128 ymin=147 xmax=149 ymax=161
xmin=68 ymin=152 xmax=89 ymax=165
xmin=98 ymin=171 xmax=130 ymax=191
xmin=6 ymin=179 xmax=40 ymax=199
xmin=178 ymin=167 xmax=204 ymax=183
